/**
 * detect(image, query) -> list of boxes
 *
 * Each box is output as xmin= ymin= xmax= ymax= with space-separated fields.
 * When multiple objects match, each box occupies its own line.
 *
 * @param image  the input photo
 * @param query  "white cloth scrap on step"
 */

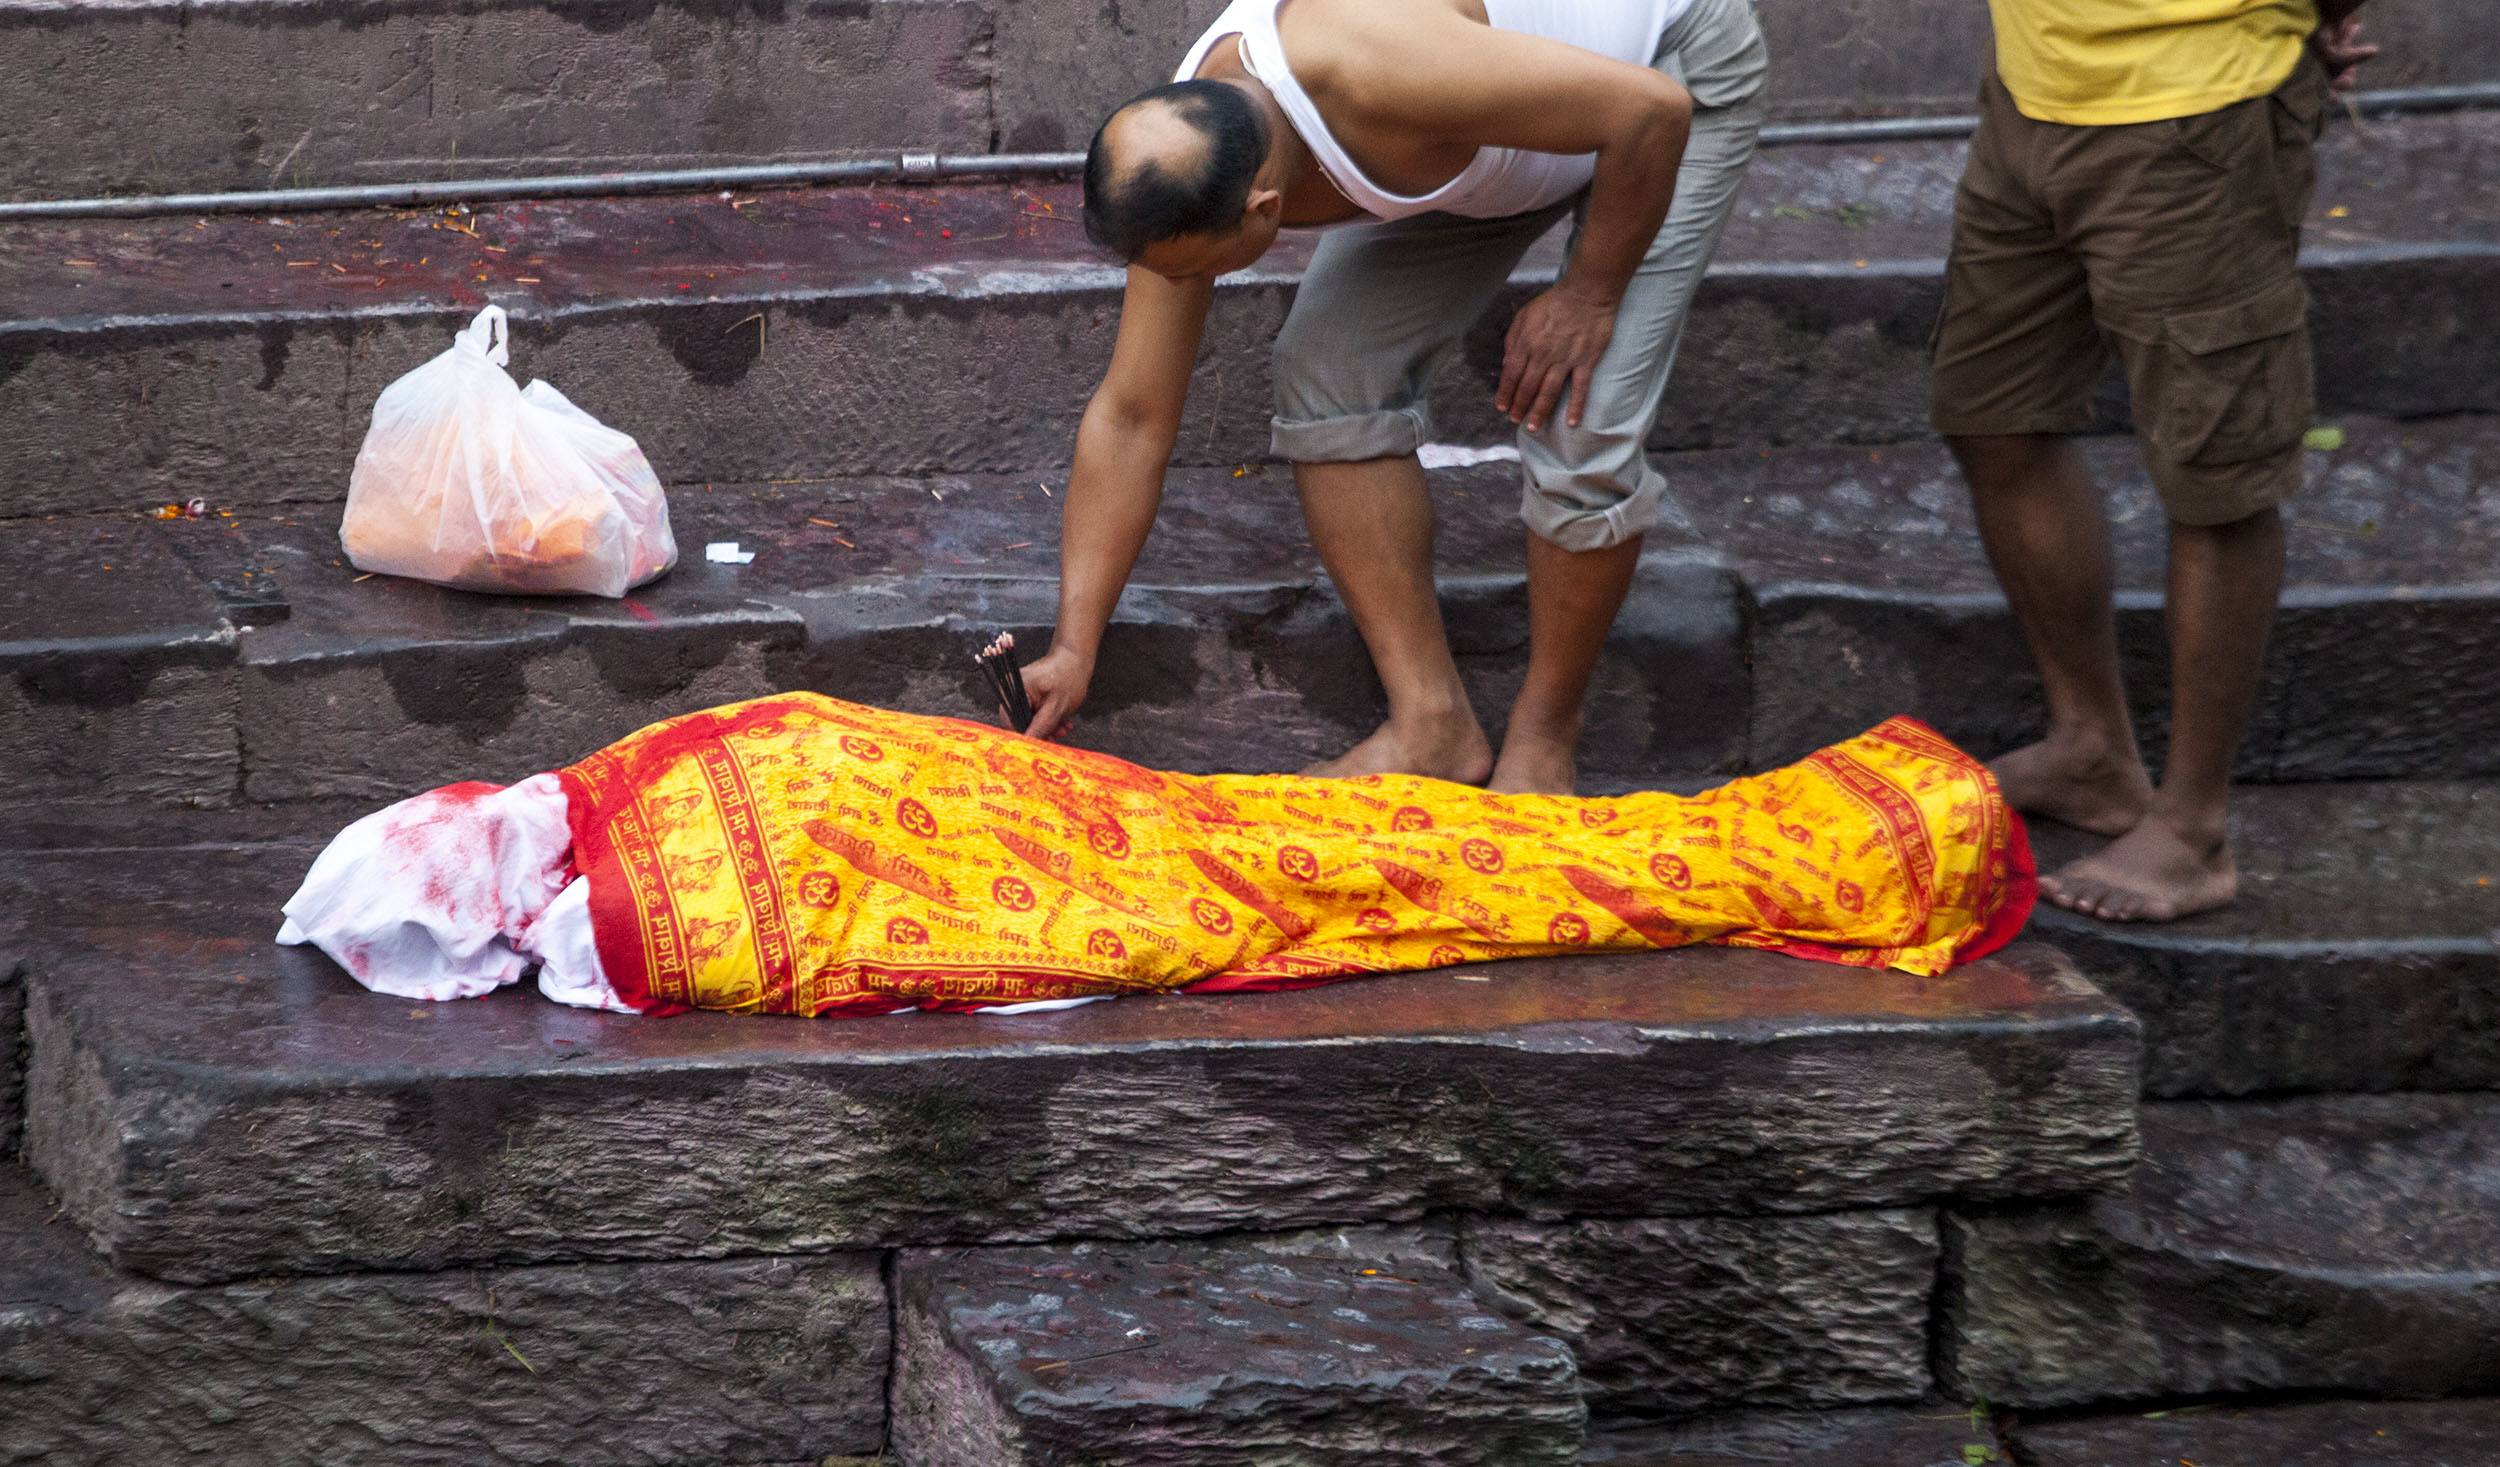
xmin=276 ymin=773 xmax=627 ymax=1012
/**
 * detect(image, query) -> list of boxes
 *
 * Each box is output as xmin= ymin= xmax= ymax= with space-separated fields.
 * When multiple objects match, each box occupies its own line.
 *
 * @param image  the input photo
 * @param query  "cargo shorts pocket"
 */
xmin=2131 ymin=277 xmax=2315 ymax=468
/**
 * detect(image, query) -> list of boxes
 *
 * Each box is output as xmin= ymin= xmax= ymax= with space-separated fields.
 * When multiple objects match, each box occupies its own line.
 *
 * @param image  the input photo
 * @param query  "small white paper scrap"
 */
xmin=705 ymin=541 xmax=756 ymax=565
xmin=1416 ymin=442 xmax=1522 ymax=470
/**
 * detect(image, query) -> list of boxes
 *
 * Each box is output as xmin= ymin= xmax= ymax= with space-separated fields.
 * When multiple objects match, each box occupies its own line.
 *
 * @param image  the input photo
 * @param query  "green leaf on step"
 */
xmin=2303 ymin=425 xmax=2347 ymax=451
xmin=1771 ymin=204 xmax=1815 ymax=221
xmin=1963 ymin=1445 xmax=2001 ymax=1465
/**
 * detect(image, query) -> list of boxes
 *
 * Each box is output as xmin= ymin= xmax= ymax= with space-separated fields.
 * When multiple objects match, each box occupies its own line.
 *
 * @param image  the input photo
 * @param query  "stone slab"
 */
xmin=890 ymin=1238 xmax=1584 ymax=1466
xmin=1579 ymin=1408 xmax=2000 ymax=1467
xmin=0 ymin=1163 xmax=888 ymax=1466
xmin=1462 ymin=1210 xmax=1937 ymax=1418
xmin=15 ymin=414 xmax=2500 ymax=825
xmin=16 ymin=838 xmax=2136 ymax=1283
xmin=0 ymin=518 xmax=241 ymax=815
xmin=2031 ymin=781 xmax=2500 ymax=1098
xmin=11 ymin=0 xmax=2499 ymax=196
xmin=232 ymin=515 xmax=807 ymax=801
xmin=1943 ymin=1093 xmax=2500 ymax=1408
xmin=1719 ymin=416 xmax=2500 ymax=783
xmin=2015 ymin=1398 xmax=2500 ymax=1467
xmin=7 ymin=109 xmax=2497 ymax=513
xmin=0 ymin=958 xmax=21 ymax=1160
xmin=0 ymin=0 xmax=997 ymax=200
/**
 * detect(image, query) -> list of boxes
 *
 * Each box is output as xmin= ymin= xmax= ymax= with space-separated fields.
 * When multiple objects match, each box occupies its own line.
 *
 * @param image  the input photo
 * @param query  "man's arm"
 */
xmin=1020 ymin=266 xmax=1214 ymax=735
xmin=1339 ymin=19 xmax=1693 ymax=431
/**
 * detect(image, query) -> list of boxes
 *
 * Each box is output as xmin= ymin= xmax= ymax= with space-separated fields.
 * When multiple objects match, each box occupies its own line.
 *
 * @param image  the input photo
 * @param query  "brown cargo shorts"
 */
xmin=1929 ymin=58 xmax=2328 ymax=525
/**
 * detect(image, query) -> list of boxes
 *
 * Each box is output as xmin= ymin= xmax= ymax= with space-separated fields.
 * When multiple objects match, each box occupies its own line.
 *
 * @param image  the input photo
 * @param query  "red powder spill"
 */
xmin=622 ymin=598 xmax=659 ymax=624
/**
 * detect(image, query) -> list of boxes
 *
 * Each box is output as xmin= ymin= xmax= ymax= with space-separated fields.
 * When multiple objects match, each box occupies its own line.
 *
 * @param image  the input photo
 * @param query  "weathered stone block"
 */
xmin=18 ymin=834 xmax=2138 ymax=1283
xmin=1721 ymin=415 xmax=2500 ymax=785
xmin=1462 ymin=1212 xmax=1937 ymax=1418
xmin=232 ymin=520 xmax=804 ymax=801
xmin=2031 ymin=781 xmax=2500 ymax=1098
xmin=1943 ymin=1095 xmax=2500 ymax=1407
xmin=2015 ymin=1399 xmax=2500 ymax=1467
xmin=0 ymin=0 xmax=995 ymax=198
xmin=0 ymin=960 xmax=21 ymax=1161
xmin=1580 ymin=1407 xmax=2002 ymax=1467
xmin=12 ymin=112 xmax=2492 ymax=518
xmin=0 ymin=521 xmax=239 ymax=817
xmin=0 ymin=1167 xmax=888 ymax=1467
xmin=890 ymin=1239 xmax=1583 ymax=1467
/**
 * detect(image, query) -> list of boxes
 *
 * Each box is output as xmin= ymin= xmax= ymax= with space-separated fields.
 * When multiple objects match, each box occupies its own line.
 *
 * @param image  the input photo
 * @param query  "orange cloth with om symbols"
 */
xmin=558 ymin=694 xmax=2036 ymax=1017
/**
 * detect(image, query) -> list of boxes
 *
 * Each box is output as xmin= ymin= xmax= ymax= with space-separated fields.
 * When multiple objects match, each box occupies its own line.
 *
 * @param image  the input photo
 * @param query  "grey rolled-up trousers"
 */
xmin=1268 ymin=0 xmax=1769 ymax=551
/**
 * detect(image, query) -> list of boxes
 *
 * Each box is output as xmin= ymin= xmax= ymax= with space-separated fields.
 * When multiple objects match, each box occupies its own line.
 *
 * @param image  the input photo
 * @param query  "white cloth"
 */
xmin=1176 ymin=0 xmax=1696 ymax=221
xmin=276 ymin=773 xmax=631 ymax=1014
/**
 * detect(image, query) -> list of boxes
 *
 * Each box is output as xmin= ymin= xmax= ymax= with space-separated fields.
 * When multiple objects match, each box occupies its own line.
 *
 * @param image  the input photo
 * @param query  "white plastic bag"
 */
xmin=341 ymin=306 xmax=677 ymax=597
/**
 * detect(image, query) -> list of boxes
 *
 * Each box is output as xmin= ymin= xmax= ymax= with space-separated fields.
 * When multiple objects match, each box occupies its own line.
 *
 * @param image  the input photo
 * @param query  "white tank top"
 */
xmin=1174 ymin=0 xmax=1694 ymax=222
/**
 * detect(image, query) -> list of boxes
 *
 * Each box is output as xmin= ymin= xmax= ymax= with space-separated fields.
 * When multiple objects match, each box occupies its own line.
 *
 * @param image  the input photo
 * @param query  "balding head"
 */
xmin=1084 ymin=80 xmax=1275 ymax=266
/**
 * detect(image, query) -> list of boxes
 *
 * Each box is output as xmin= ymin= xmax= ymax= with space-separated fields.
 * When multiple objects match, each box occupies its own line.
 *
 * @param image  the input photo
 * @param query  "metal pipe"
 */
xmin=6 ymin=81 xmax=2497 ymax=224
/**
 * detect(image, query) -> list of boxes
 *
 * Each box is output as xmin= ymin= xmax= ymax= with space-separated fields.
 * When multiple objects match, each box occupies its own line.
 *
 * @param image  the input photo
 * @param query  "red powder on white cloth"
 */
xmin=277 ymin=774 xmax=631 ymax=1012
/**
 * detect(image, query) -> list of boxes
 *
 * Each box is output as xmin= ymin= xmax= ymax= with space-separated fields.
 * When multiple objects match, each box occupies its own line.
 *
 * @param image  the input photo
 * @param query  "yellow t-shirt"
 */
xmin=1989 ymin=0 xmax=2319 ymax=126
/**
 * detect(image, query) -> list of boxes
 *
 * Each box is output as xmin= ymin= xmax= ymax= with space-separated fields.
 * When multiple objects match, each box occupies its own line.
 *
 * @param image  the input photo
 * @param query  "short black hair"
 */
xmin=1084 ymin=79 xmax=1273 ymax=263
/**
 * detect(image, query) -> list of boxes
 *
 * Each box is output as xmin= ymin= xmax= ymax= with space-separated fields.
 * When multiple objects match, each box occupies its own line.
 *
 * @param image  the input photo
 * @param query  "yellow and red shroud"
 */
xmin=559 ymin=693 xmax=2036 ymax=1017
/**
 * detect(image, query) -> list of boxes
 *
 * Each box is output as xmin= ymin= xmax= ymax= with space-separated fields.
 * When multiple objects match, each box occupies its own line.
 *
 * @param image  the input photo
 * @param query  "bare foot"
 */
xmin=1488 ymin=729 xmax=1578 ymax=796
xmin=1990 ymin=733 xmax=2155 ymax=836
xmin=1304 ymin=713 xmax=1494 ymax=785
xmin=2042 ymin=812 xmax=2238 ymax=923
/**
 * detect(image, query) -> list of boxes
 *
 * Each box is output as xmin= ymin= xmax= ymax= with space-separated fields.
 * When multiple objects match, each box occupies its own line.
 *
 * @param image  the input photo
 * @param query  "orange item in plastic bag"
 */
xmin=342 ymin=306 xmax=676 ymax=597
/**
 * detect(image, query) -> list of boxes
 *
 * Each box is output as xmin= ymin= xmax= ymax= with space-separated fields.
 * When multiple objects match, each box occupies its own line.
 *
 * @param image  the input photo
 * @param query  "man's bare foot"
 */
xmin=1304 ymin=713 xmax=1495 ymax=785
xmin=1990 ymin=733 xmax=2156 ymax=836
xmin=1488 ymin=729 xmax=1578 ymax=796
xmin=2042 ymin=811 xmax=2237 ymax=923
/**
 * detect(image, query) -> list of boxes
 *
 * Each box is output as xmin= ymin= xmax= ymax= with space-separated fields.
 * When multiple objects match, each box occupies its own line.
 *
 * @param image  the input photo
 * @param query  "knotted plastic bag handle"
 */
xmin=455 ymin=304 xmax=511 ymax=367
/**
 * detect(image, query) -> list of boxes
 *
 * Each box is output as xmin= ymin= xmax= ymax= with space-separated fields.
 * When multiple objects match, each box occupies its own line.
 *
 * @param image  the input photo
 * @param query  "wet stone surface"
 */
xmin=1462 ymin=1211 xmax=1938 ymax=1418
xmin=1578 ymin=1407 xmax=1998 ymax=1467
xmin=16 ymin=843 xmax=2135 ymax=1284
xmin=0 ymin=519 xmax=240 ymax=815
xmin=9 ymin=112 xmax=2499 ymax=512
xmin=890 ymin=1238 xmax=1583 ymax=1467
xmin=2014 ymin=1398 xmax=2500 ymax=1467
xmin=1945 ymin=1093 xmax=2500 ymax=1407
xmin=2031 ymin=781 xmax=2500 ymax=1097
xmin=1710 ymin=416 xmax=2500 ymax=779
xmin=0 ymin=957 xmax=21 ymax=1160
xmin=10 ymin=414 xmax=2500 ymax=825
xmin=0 ymin=1164 xmax=889 ymax=1467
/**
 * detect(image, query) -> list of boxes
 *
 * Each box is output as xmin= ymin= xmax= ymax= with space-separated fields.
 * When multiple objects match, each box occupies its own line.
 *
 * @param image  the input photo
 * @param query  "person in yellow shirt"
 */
xmin=1928 ymin=1 xmax=2374 ymax=922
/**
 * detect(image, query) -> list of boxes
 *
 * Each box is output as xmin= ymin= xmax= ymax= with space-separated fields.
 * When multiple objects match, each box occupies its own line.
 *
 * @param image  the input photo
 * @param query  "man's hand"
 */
xmin=1014 ymin=643 xmax=1094 ymax=739
xmin=2311 ymin=15 xmax=2378 ymax=94
xmin=1498 ymin=283 xmax=1620 ymax=434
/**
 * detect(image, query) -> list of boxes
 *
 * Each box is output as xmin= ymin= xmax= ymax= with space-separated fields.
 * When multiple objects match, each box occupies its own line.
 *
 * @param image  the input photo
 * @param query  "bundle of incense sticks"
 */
xmin=976 ymin=632 xmax=1034 ymax=732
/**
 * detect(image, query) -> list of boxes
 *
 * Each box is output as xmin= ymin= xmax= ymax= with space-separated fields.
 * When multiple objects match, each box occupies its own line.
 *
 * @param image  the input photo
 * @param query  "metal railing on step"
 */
xmin=2 ymin=82 xmax=2494 ymax=223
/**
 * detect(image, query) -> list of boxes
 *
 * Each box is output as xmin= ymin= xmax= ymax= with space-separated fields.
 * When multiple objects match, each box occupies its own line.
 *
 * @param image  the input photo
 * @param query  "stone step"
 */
xmin=0 ymin=1162 xmax=889 ymax=1466
xmin=13 ymin=0 xmax=2491 ymax=200
xmin=1942 ymin=1093 xmax=2500 ymax=1408
xmin=890 ymin=1233 xmax=1587 ymax=1466
xmin=1461 ymin=1212 xmax=1938 ymax=1419
xmin=1576 ymin=1408 xmax=2000 ymax=1466
xmin=7 ymin=108 xmax=2497 ymax=512
xmin=11 ymin=837 xmax=2137 ymax=1285
xmin=2010 ymin=1398 xmax=2500 ymax=1467
xmin=2031 ymin=782 xmax=2500 ymax=1099
xmin=7 ymin=415 xmax=2496 ymax=835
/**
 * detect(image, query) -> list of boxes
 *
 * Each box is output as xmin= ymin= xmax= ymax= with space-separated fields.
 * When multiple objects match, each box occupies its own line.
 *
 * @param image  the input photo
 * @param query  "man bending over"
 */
xmin=1017 ymin=0 xmax=1770 ymax=794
